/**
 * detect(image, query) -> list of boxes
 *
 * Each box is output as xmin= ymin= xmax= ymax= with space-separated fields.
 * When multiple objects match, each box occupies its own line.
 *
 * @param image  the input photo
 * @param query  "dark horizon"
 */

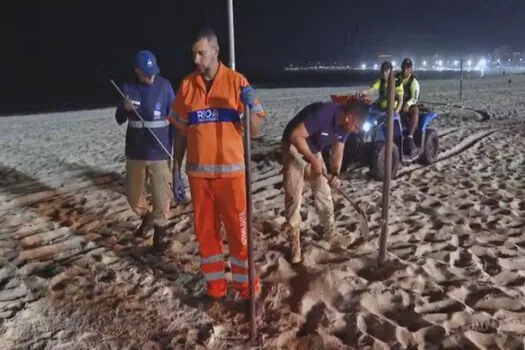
xmin=1 ymin=69 xmax=489 ymax=117
xmin=2 ymin=0 xmax=523 ymax=115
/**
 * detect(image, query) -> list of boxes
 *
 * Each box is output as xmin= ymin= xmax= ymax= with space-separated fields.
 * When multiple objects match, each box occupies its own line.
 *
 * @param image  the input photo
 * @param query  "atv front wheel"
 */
xmin=420 ymin=128 xmax=439 ymax=165
xmin=370 ymin=142 xmax=400 ymax=180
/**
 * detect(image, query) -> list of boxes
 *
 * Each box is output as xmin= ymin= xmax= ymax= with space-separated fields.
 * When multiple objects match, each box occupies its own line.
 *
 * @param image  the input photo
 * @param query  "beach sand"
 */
xmin=0 ymin=75 xmax=524 ymax=349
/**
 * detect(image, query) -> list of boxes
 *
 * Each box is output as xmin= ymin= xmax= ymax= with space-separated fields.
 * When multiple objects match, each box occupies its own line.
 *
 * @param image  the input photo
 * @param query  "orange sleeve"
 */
xmin=168 ymin=82 xmax=189 ymax=130
xmin=237 ymin=74 xmax=266 ymax=119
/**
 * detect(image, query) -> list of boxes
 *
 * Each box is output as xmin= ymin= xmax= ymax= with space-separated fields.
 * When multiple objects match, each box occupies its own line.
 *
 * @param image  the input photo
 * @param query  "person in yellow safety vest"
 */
xmin=396 ymin=58 xmax=421 ymax=156
xmin=360 ymin=61 xmax=404 ymax=116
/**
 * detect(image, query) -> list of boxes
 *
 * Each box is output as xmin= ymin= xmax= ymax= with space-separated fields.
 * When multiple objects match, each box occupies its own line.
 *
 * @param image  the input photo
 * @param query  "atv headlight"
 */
xmin=362 ymin=121 xmax=372 ymax=132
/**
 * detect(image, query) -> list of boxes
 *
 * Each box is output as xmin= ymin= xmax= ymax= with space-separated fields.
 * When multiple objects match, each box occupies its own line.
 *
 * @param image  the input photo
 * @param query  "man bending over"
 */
xmin=281 ymin=99 xmax=368 ymax=263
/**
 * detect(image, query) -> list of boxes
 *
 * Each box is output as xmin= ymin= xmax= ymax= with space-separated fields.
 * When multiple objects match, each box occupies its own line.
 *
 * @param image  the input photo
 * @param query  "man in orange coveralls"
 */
xmin=169 ymin=28 xmax=266 ymax=308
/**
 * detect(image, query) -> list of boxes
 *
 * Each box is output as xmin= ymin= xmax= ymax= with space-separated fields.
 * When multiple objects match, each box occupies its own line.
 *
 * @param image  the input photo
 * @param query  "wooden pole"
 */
xmin=228 ymin=0 xmax=257 ymax=342
xmin=377 ymin=67 xmax=396 ymax=265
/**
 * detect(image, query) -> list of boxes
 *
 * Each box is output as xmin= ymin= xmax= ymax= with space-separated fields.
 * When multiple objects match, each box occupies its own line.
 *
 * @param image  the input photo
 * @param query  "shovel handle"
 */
xmin=322 ymin=171 xmax=370 ymax=240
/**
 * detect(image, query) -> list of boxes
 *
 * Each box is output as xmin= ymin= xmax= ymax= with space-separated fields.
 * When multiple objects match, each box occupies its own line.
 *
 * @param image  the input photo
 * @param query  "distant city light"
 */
xmin=477 ymin=58 xmax=487 ymax=68
xmin=282 ymin=49 xmax=525 ymax=73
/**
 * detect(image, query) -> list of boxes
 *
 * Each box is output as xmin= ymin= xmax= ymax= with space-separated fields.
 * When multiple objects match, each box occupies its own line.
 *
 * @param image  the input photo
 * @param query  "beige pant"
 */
xmin=125 ymin=159 xmax=172 ymax=226
xmin=282 ymin=143 xmax=334 ymax=231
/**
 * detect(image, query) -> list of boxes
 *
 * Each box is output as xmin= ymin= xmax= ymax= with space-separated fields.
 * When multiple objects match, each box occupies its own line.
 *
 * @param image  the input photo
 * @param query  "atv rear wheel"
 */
xmin=420 ymin=128 xmax=439 ymax=165
xmin=370 ymin=142 xmax=400 ymax=180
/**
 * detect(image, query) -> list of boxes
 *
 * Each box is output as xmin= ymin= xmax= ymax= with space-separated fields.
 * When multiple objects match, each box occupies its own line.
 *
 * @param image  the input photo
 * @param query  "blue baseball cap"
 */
xmin=134 ymin=50 xmax=160 ymax=76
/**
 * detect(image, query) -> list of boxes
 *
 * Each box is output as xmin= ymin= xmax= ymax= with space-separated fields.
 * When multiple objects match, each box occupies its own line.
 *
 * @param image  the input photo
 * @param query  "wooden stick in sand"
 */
xmin=378 ymin=67 xmax=396 ymax=265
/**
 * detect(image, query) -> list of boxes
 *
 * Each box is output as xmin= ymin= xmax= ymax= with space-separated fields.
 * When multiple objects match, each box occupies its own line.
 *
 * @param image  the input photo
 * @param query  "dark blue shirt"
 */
xmin=114 ymin=76 xmax=176 ymax=161
xmin=282 ymin=102 xmax=349 ymax=154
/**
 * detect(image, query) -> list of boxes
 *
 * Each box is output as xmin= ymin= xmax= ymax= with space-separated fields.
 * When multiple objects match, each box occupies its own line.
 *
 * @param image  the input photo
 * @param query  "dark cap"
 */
xmin=402 ymin=58 xmax=413 ymax=68
xmin=134 ymin=50 xmax=160 ymax=76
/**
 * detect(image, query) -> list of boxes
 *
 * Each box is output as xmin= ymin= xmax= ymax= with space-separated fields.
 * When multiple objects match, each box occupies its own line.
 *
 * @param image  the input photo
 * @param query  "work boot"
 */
xmin=407 ymin=136 xmax=419 ymax=157
xmin=286 ymin=225 xmax=302 ymax=264
xmin=152 ymin=225 xmax=168 ymax=252
xmin=134 ymin=213 xmax=154 ymax=237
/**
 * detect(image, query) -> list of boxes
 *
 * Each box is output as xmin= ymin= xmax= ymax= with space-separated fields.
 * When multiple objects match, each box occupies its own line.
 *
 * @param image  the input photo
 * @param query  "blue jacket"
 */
xmin=115 ymin=76 xmax=176 ymax=161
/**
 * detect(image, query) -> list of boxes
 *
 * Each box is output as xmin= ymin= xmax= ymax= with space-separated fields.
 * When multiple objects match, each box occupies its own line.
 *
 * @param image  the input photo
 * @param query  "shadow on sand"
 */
xmin=0 ymin=163 xmax=231 ymax=347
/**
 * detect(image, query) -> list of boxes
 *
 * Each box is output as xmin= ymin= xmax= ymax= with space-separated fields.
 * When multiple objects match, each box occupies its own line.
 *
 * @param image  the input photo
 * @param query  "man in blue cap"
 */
xmin=115 ymin=50 xmax=185 ymax=251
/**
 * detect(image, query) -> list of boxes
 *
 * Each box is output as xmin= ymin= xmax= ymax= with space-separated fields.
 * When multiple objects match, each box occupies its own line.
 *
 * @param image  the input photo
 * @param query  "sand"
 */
xmin=0 ymin=75 xmax=524 ymax=349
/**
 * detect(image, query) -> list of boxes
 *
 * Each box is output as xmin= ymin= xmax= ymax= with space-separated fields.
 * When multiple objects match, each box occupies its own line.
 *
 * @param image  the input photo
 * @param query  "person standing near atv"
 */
xmin=114 ymin=50 xmax=176 ymax=251
xmin=360 ymin=61 xmax=404 ymax=116
xmin=281 ymin=98 xmax=368 ymax=263
xmin=397 ymin=58 xmax=421 ymax=156
xmin=169 ymin=28 xmax=266 ymax=307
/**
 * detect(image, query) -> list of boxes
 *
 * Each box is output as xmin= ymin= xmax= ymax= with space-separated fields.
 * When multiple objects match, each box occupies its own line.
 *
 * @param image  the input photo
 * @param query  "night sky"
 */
xmin=2 ymin=0 xmax=523 ymax=114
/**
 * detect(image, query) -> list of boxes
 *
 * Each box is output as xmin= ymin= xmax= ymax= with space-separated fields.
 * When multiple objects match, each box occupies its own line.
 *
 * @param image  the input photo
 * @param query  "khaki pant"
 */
xmin=125 ymin=159 xmax=172 ymax=226
xmin=281 ymin=143 xmax=334 ymax=231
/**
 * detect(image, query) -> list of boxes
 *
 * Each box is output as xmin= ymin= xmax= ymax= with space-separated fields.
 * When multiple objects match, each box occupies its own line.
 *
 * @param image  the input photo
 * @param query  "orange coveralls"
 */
xmin=170 ymin=63 xmax=266 ymax=299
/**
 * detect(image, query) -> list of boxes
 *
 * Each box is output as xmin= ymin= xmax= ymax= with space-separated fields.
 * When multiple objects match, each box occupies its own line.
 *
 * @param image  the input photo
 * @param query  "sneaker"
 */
xmin=152 ymin=225 xmax=168 ymax=252
xmin=134 ymin=213 xmax=154 ymax=237
xmin=286 ymin=226 xmax=302 ymax=264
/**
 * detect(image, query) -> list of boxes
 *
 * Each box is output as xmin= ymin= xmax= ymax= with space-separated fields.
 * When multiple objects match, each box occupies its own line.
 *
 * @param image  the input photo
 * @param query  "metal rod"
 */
xmin=227 ymin=0 xmax=235 ymax=70
xmin=459 ymin=59 xmax=464 ymax=101
xmin=109 ymin=79 xmax=173 ymax=160
xmin=243 ymin=103 xmax=257 ymax=343
xmin=377 ymin=67 xmax=395 ymax=265
xmin=228 ymin=1 xmax=256 ymax=341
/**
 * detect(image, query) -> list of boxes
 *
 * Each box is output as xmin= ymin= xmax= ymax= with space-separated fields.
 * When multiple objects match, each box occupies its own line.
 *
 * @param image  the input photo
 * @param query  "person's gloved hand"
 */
xmin=240 ymin=86 xmax=256 ymax=107
xmin=172 ymin=171 xmax=187 ymax=203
